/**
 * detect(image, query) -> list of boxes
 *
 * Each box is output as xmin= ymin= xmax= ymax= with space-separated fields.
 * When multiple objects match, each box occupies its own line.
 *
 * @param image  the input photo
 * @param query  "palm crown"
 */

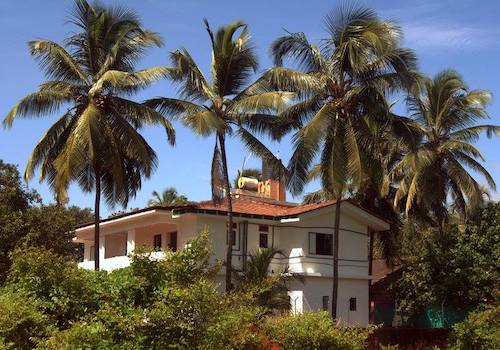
xmin=265 ymin=6 xmax=418 ymax=197
xmin=147 ymin=187 xmax=189 ymax=207
xmin=4 ymin=0 xmax=175 ymax=207
xmin=393 ymin=70 xmax=500 ymax=226
xmin=147 ymin=19 xmax=289 ymax=202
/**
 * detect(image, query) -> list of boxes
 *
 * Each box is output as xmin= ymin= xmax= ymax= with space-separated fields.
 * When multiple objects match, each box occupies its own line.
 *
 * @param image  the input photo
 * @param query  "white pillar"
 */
xmin=288 ymin=290 xmax=304 ymax=315
xmin=99 ymin=235 xmax=105 ymax=263
xmin=127 ymin=229 xmax=136 ymax=255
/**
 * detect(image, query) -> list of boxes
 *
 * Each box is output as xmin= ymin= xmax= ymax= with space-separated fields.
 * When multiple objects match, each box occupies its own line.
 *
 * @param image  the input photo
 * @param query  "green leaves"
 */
xmin=29 ymin=40 xmax=88 ymax=83
xmin=5 ymin=0 xmax=175 ymax=212
xmin=393 ymin=71 xmax=498 ymax=223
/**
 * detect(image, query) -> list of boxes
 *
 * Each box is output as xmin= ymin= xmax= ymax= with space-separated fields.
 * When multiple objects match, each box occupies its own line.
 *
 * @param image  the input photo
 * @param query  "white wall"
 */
xmin=289 ymin=276 xmax=369 ymax=326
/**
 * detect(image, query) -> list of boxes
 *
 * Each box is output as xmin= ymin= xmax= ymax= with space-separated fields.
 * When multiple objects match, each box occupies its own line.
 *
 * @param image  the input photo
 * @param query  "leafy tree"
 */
xmin=448 ymin=302 xmax=500 ymax=350
xmin=397 ymin=202 xmax=500 ymax=318
xmin=3 ymin=0 xmax=175 ymax=271
xmin=147 ymin=187 xmax=189 ymax=206
xmin=267 ymin=5 xmax=418 ymax=317
xmin=146 ymin=19 xmax=287 ymax=292
xmin=392 ymin=70 xmax=500 ymax=232
xmin=0 ymin=160 xmax=92 ymax=282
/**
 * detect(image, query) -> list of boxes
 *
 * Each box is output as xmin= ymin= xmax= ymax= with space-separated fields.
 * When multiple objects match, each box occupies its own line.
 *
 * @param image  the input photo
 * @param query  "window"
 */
xmin=153 ymin=234 xmax=162 ymax=250
xmin=226 ymin=223 xmax=237 ymax=246
xmin=168 ymin=232 xmax=177 ymax=252
xmin=259 ymin=225 xmax=269 ymax=232
xmin=322 ymin=296 xmax=329 ymax=311
xmin=89 ymin=245 xmax=95 ymax=261
xmin=259 ymin=233 xmax=268 ymax=248
xmin=349 ymin=297 xmax=357 ymax=311
xmin=309 ymin=232 xmax=332 ymax=256
xmin=105 ymin=232 xmax=127 ymax=258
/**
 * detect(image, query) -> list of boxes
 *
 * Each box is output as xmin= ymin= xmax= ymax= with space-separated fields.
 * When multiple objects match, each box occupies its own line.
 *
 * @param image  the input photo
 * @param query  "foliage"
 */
xmin=0 ymin=160 xmax=92 ymax=282
xmin=262 ymin=312 xmax=375 ymax=350
xmin=0 ymin=231 xmax=376 ymax=349
xmin=397 ymin=203 xmax=500 ymax=318
xmin=3 ymin=0 xmax=174 ymax=206
xmin=147 ymin=187 xmax=189 ymax=206
xmin=448 ymin=303 xmax=500 ymax=350
xmin=5 ymin=248 xmax=103 ymax=329
xmin=392 ymin=70 xmax=499 ymax=228
xmin=234 ymin=248 xmax=301 ymax=313
xmin=0 ymin=292 xmax=52 ymax=350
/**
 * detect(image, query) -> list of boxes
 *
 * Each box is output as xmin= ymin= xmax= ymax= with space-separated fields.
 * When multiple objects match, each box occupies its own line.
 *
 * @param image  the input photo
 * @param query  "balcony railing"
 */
xmin=78 ymin=251 xmax=166 ymax=272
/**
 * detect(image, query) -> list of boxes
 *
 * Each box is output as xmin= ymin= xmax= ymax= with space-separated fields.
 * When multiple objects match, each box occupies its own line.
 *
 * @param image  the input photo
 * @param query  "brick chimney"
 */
xmin=262 ymin=158 xmax=286 ymax=202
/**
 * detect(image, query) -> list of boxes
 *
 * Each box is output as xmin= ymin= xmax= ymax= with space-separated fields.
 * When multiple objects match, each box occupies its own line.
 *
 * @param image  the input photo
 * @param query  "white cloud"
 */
xmin=403 ymin=23 xmax=498 ymax=50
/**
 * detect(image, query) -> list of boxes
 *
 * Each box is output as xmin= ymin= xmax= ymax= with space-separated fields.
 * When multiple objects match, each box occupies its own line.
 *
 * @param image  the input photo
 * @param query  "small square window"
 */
xmin=153 ymin=234 xmax=162 ymax=250
xmin=349 ymin=297 xmax=357 ymax=311
xmin=259 ymin=233 xmax=268 ymax=248
xmin=259 ymin=225 xmax=269 ymax=232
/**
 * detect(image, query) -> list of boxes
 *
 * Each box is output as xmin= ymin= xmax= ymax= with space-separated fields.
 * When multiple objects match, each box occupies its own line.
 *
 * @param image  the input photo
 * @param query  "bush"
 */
xmin=262 ymin=311 xmax=374 ymax=350
xmin=5 ymin=247 xmax=103 ymax=328
xmin=38 ymin=322 xmax=135 ymax=350
xmin=0 ymin=233 xmax=375 ymax=349
xmin=0 ymin=292 xmax=53 ymax=350
xmin=448 ymin=303 xmax=500 ymax=350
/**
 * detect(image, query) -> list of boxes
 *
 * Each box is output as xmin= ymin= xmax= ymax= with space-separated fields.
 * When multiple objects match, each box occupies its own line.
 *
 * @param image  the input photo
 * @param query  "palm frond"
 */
xmin=29 ymin=40 xmax=88 ymax=83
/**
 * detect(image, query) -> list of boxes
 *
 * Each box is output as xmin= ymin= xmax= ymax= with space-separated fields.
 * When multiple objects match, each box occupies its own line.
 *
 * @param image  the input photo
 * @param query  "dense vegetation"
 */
xmin=397 ymin=203 xmax=500 ymax=320
xmin=0 ymin=161 xmax=92 ymax=282
xmin=0 ymin=233 xmax=373 ymax=350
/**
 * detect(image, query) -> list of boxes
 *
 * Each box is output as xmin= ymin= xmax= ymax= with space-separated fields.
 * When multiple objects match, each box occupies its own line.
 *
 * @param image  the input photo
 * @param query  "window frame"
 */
xmin=259 ymin=232 xmax=268 ymax=248
xmin=308 ymin=232 xmax=333 ymax=256
xmin=153 ymin=234 xmax=162 ymax=250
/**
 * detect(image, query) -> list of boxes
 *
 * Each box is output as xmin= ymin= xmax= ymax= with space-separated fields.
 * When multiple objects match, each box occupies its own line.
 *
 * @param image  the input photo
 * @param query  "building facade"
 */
xmin=75 ymin=179 xmax=389 ymax=326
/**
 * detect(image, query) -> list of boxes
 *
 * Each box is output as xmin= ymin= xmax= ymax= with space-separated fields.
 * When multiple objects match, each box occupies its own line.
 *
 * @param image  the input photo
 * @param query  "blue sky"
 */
xmin=1 ymin=0 xmax=500 ymax=215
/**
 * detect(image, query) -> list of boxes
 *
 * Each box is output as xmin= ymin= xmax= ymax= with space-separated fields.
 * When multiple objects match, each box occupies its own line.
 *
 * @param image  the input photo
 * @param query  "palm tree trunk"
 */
xmin=332 ymin=199 xmax=341 ymax=319
xmin=218 ymin=133 xmax=234 ymax=293
xmin=94 ymin=169 xmax=101 ymax=271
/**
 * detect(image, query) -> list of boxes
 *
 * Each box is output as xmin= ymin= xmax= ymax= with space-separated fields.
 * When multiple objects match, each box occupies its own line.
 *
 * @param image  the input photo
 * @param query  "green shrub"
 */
xmin=0 ymin=233 xmax=376 ymax=349
xmin=262 ymin=311 xmax=374 ymax=350
xmin=0 ymin=292 xmax=53 ymax=350
xmin=5 ymin=247 xmax=103 ymax=328
xmin=448 ymin=303 xmax=500 ymax=350
xmin=38 ymin=322 xmax=136 ymax=350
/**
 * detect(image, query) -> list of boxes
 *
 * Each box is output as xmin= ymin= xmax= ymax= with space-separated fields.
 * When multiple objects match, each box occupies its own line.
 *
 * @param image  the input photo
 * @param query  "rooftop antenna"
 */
xmin=238 ymin=153 xmax=252 ymax=180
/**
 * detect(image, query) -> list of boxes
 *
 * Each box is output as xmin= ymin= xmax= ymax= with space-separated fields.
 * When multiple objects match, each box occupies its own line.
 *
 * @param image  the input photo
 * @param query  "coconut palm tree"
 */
xmin=3 ymin=0 xmax=175 ymax=271
xmin=147 ymin=187 xmax=189 ymax=206
xmin=392 ymin=70 xmax=500 ymax=233
xmin=266 ymin=6 xmax=419 ymax=318
xmin=146 ymin=20 xmax=289 ymax=292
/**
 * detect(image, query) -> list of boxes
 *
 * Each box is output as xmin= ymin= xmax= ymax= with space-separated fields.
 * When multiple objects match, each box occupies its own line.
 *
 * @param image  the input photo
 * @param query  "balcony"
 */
xmin=79 ymin=251 xmax=166 ymax=272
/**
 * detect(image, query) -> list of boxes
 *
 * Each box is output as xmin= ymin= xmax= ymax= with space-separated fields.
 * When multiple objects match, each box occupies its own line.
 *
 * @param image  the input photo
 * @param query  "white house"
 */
xmin=74 ymin=170 xmax=389 ymax=326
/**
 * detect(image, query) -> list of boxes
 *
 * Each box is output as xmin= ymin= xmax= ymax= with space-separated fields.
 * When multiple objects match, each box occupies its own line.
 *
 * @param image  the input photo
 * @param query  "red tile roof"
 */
xmin=76 ymin=194 xmax=388 ymax=229
xmin=192 ymin=195 xmax=338 ymax=218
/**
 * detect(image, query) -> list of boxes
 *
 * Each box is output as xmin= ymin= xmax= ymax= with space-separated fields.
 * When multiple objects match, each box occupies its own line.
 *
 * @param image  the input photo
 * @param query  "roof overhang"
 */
xmin=74 ymin=199 xmax=391 ymax=234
